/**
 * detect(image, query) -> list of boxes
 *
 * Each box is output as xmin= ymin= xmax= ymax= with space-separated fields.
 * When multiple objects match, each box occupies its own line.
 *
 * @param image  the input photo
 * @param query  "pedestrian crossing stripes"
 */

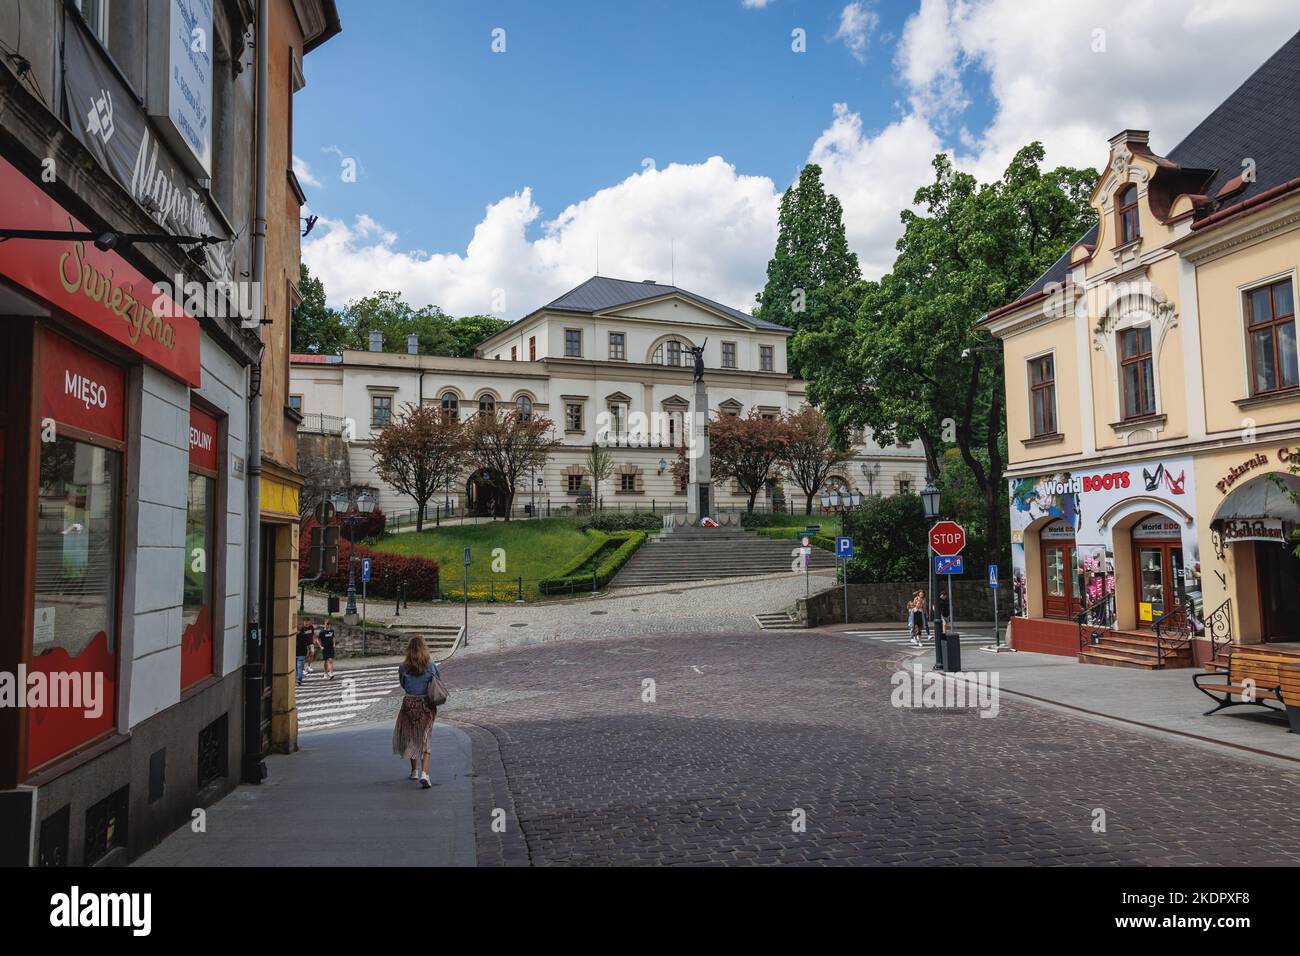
xmin=844 ymin=630 xmax=999 ymax=648
xmin=296 ymin=663 xmax=404 ymax=732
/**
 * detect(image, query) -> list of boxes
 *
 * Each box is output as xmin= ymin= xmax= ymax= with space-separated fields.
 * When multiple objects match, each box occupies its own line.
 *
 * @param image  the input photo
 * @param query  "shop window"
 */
xmin=565 ymin=329 xmax=582 ymax=358
xmin=1029 ymin=354 xmax=1056 ymax=436
xmin=371 ymin=395 xmax=393 ymax=427
xmin=1119 ymin=326 xmax=1155 ymax=419
xmin=1117 ymin=184 xmax=1140 ymax=245
xmin=30 ymin=332 xmax=124 ymax=771
xmin=609 ymin=332 xmax=626 ymax=361
xmin=1246 ymin=278 xmax=1297 ymax=395
xmin=722 ymin=342 xmax=736 ymax=368
xmin=760 ymin=345 xmax=774 ymax=372
xmin=182 ymin=407 xmax=219 ymax=690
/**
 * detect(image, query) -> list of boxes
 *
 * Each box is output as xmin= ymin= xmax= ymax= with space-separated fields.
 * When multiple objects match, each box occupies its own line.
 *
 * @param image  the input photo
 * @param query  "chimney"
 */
xmin=368 ymin=330 xmax=382 ymax=352
xmin=407 ymin=333 xmax=418 ymax=355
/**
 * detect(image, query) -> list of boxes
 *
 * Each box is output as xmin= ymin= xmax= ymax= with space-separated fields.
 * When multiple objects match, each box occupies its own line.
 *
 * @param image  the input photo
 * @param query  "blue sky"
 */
xmin=294 ymin=0 xmax=976 ymax=254
xmin=293 ymin=1 xmax=1293 ymax=318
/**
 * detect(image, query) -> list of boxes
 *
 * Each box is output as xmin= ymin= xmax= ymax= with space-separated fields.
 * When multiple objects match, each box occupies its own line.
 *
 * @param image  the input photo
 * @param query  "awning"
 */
xmin=1211 ymin=472 xmax=1300 ymax=523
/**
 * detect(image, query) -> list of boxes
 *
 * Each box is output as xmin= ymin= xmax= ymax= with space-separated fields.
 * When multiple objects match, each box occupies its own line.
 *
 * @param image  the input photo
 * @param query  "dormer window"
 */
xmin=1117 ymin=184 xmax=1140 ymax=245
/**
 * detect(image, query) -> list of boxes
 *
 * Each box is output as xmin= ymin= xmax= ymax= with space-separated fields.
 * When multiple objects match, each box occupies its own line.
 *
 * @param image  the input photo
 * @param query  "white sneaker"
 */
xmin=420 ymin=772 xmax=431 ymax=789
xmin=408 ymin=769 xmax=419 ymax=780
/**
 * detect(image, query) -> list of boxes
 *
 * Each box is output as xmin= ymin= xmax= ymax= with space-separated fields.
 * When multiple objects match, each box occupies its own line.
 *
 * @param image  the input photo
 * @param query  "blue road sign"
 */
xmin=934 ymin=555 xmax=964 ymax=575
xmin=988 ymin=564 xmax=999 ymax=588
xmin=361 ymin=558 xmax=372 ymax=583
xmin=463 ymin=547 xmax=472 ymax=567
xmin=835 ymin=536 xmax=854 ymax=558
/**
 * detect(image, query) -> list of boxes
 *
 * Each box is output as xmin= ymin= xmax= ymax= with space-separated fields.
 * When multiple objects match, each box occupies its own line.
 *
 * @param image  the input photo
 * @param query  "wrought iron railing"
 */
xmin=1153 ymin=602 xmax=1194 ymax=667
xmin=1076 ymin=589 xmax=1117 ymax=653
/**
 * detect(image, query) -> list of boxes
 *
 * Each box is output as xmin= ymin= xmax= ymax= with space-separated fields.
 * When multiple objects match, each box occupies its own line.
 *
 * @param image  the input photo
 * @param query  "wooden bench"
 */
xmin=1193 ymin=649 xmax=1297 ymax=717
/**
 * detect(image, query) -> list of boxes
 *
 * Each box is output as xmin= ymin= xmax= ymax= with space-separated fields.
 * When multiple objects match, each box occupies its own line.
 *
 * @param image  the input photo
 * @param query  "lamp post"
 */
xmin=336 ymin=491 xmax=375 ymax=623
xmin=921 ymin=480 xmax=942 ymax=665
xmin=861 ymin=461 xmax=880 ymax=495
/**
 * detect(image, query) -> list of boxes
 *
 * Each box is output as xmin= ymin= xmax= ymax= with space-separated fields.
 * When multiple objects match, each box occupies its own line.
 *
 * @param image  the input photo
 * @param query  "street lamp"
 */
xmin=338 ymin=491 xmax=376 ymax=623
xmin=861 ymin=461 xmax=881 ymax=495
xmin=921 ymin=480 xmax=941 ymax=522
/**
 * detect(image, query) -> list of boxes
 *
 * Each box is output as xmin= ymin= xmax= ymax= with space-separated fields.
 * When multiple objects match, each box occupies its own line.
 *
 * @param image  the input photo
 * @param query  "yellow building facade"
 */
xmin=982 ymin=33 xmax=1300 ymax=666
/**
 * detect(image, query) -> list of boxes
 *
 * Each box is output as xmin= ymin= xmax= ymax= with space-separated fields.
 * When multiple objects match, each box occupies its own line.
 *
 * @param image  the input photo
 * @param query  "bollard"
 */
xmin=518 ymin=575 xmax=523 ymax=601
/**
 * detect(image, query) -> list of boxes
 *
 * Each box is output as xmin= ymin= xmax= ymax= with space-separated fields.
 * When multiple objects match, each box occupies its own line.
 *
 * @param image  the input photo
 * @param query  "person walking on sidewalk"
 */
xmin=935 ymin=589 xmax=951 ymax=634
xmin=295 ymin=618 xmax=316 ymax=686
xmin=318 ymin=620 xmax=337 ymax=680
xmin=907 ymin=591 xmax=928 ymax=646
xmin=393 ymin=636 xmax=442 ymax=789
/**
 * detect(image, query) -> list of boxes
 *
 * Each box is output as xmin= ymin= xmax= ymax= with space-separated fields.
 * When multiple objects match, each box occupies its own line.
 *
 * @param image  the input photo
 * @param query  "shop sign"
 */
xmin=1220 ymin=518 xmax=1287 ymax=544
xmin=40 ymin=332 xmax=126 ymax=442
xmin=1132 ymin=517 xmax=1182 ymax=539
xmin=0 ymin=155 xmax=201 ymax=387
xmin=1216 ymin=452 xmax=1269 ymax=494
xmin=189 ymin=407 xmax=219 ymax=472
xmin=147 ymin=0 xmax=214 ymax=176
xmin=1040 ymin=518 xmax=1076 ymax=540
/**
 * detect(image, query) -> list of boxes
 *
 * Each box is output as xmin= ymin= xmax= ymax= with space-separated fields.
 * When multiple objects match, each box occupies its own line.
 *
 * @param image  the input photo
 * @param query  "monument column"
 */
xmin=686 ymin=343 xmax=710 ymax=521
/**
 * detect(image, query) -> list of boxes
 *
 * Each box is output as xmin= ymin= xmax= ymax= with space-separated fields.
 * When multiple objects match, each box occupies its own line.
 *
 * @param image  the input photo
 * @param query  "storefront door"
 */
xmin=1134 ymin=540 xmax=1185 ymax=628
xmin=1256 ymin=541 xmax=1300 ymax=643
xmin=1040 ymin=519 xmax=1081 ymax=619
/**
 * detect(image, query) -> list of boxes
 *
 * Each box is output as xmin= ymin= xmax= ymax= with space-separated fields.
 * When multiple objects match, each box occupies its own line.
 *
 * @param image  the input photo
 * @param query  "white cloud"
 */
xmin=292 ymin=154 xmax=322 ymax=189
xmin=307 ymin=0 xmax=1300 ymax=313
xmin=741 ymin=0 xmax=773 ymax=8
xmin=305 ymin=158 xmax=781 ymax=319
xmin=835 ymin=3 xmax=880 ymax=63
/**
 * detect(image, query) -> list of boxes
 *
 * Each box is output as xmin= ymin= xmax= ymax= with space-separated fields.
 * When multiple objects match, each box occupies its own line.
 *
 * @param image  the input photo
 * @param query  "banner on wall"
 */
xmin=1007 ymin=456 xmax=1202 ymax=628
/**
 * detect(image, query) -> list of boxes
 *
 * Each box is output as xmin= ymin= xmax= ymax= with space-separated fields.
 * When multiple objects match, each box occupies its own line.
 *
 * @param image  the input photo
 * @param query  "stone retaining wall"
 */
xmin=797 ymin=580 xmax=998 ymax=627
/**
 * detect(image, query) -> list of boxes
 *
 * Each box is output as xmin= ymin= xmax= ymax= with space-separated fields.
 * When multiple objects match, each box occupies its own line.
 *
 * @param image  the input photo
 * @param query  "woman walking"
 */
xmin=907 ymin=591 xmax=927 ymax=646
xmin=393 ymin=636 xmax=442 ymax=789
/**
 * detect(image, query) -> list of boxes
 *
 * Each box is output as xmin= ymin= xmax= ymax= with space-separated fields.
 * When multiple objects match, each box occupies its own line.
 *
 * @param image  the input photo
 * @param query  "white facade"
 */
xmin=291 ymin=279 xmax=927 ymax=516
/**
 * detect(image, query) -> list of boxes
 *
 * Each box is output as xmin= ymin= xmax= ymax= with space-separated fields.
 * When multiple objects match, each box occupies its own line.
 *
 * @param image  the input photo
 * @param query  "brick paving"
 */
xmin=440 ymin=629 xmax=1300 ymax=866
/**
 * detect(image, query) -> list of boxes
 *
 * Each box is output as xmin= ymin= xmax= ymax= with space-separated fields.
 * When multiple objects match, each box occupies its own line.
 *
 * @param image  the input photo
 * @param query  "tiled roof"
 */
xmin=536 ymin=276 xmax=790 ymax=332
xmin=1009 ymin=28 xmax=1300 ymax=310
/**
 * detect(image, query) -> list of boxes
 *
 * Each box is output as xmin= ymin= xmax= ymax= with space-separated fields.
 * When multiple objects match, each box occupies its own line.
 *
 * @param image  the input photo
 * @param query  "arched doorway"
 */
xmin=466 ymin=469 xmax=509 ymax=517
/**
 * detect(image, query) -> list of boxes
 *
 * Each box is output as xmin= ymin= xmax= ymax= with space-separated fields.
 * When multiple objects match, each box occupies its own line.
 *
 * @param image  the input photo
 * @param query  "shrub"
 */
xmin=299 ymin=525 xmax=438 ymax=599
xmin=840 ymin=494 xmax=928 ymax=583
xmin=580 ymin=511 xmax=663 ymax=532
xmin=539 ymin=530 xmax=646 ymax=594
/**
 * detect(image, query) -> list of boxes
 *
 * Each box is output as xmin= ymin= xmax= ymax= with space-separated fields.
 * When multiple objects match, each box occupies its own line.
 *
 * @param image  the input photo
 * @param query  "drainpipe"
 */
xmin=243 ymin=0 xmax=269 ymax=782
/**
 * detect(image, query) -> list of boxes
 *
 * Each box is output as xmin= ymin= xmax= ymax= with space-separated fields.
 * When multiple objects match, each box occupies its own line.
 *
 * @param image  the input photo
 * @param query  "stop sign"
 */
xmin=929 ymin=521 xmax=966 ymax=556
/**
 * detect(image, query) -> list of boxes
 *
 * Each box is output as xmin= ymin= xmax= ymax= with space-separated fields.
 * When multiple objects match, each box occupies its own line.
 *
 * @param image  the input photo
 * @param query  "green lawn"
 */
xmin=369 ymin=517 xmax=594 ymax=598
xmin=751 ymin=514 xmax=843 ymax=535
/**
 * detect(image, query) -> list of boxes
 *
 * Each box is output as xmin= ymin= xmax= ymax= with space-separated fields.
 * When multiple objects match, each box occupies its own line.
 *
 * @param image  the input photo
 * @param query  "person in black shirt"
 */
xmin=318 ymin=621 xmax=337 ymax=680
xmin=296 ymin=619 xmax=317 ymax=686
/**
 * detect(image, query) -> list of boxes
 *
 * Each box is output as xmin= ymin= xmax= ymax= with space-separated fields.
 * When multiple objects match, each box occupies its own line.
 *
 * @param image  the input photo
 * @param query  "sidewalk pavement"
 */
xmin=833 ymin=632 xmax=1300 ymax=767
xmin=136 ymin=721 xmax=475 ymax=866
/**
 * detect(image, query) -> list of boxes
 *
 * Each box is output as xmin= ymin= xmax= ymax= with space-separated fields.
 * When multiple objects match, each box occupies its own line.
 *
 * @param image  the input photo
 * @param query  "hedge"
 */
xmin=754 ymin=527 xmax=837 ymax=552
xmin=579 ymin=511 xmax=664 ymax=532
xmin=299 ymin=529 xmax=439 ymax=600
xmin=539 ymin=530 xmax=647 ymax=594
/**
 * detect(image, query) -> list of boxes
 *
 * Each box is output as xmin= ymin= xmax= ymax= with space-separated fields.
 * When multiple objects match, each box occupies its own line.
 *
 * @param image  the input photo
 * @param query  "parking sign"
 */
xmin=361 ymin=558 xmax=371 ymax=583
xmin=835 ymin=536 xmax=854 ymax=558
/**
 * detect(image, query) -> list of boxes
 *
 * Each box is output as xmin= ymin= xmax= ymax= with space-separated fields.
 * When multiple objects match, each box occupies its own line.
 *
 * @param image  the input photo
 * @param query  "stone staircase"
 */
xmin=1078 ymin=629 xmax=1194 ymax=670
xmin=611 ymin=524 xmax=835 ymax=588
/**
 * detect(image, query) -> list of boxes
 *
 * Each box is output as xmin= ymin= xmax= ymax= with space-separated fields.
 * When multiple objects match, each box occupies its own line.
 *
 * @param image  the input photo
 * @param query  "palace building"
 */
xmin=292 ymin=276 xmax=926 ymax=516
xmin=981 ymin=30 xmax=1300 ymax=666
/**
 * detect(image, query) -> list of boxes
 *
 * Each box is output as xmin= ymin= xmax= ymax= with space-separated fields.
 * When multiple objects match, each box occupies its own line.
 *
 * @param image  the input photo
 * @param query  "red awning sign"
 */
xmin=0 ymin=154 xmax=201 ymax=386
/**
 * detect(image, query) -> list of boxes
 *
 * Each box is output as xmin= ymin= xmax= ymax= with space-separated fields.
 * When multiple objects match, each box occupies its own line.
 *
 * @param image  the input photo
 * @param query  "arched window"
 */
xmin=1117 ymin=184 xmax=1139 ymax=244
xmin=441 ymin=392 xmax=459 ymax=419
xmin=478 ymin=394 xmax=495 ymax=416
xmin=515 ymin=395 xmax=532 ymax=419
xmin=652 ymin=339 xmax=689 ymax=366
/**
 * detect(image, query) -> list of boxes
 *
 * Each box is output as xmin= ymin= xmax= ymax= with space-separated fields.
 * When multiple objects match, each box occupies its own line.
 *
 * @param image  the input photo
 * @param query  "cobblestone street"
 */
xmin=440 ymin=629 xmax=1300 ymax=865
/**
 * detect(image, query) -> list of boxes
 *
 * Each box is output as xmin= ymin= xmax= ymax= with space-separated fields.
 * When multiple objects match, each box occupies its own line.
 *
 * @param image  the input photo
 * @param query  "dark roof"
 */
xmin=535 ymin=276 xmax=790 ymax=332
xmin=1012 ymin=28 xmax=1300 ymax=307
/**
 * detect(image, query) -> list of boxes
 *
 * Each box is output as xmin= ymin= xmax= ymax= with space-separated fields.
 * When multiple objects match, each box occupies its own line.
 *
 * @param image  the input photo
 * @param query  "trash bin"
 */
xmin=327 ymin=594 xmax=340 ymax=614
xmin=941 ymin=632 xmax=962 ymax=672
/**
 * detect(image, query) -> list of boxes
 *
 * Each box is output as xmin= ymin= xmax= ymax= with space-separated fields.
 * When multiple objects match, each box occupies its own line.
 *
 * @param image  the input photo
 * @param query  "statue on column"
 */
xmin=687 ymin=339 xmax=707 ymax=383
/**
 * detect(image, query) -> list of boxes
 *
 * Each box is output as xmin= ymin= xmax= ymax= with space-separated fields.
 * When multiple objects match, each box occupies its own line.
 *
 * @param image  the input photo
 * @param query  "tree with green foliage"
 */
xmin=370 ymin=402 xmax=469 ymax=533
xmin=841 ymin=493 xmax=929 ymax=584
xmin=450 ymin=314 xmax=511 ymax=357
xmin=781 ymin=406 xmax=851 ymax=514
xmin=341 ymin=291 xmax=457 ymax=355
xmin=796 ymin=142 xmax=1096 ymax=568
xmin=584 ymin=442 xmax=614 ymax=511
xmin=754 ymin=164 xmax=860 ymax=358
xmin=292 ymin=263 xmax=349 ymax=354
